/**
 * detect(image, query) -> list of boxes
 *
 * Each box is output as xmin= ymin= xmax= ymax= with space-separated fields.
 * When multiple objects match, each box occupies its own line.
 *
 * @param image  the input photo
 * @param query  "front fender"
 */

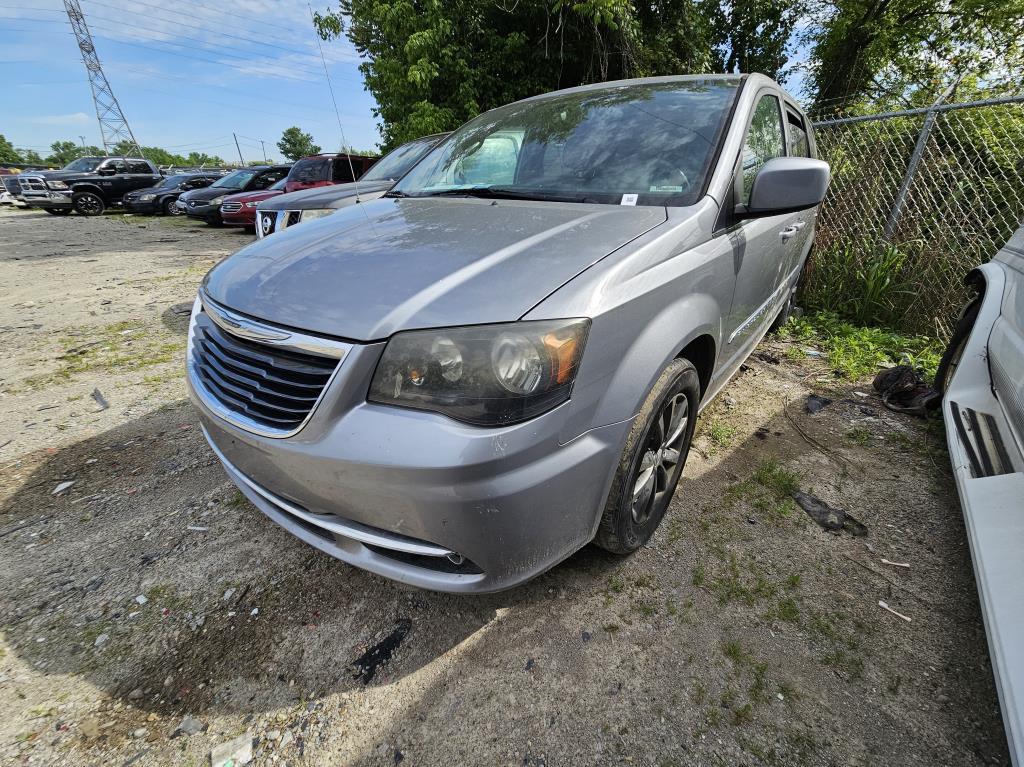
xmin=70 ymin=183 xmax=105 ymax=198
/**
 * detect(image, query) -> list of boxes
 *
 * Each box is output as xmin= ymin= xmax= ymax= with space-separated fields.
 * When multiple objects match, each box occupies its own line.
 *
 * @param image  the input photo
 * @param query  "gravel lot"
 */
xmin=0 ymin=205 xmax=1010 ymax=766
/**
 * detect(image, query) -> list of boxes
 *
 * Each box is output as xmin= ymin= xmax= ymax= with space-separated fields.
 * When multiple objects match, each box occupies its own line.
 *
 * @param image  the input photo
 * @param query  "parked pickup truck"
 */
xmin=19 ymin=156 xmax=162 ymax=216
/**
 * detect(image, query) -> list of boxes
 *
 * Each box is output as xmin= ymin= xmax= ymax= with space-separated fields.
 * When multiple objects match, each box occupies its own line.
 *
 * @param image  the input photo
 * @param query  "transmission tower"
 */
xmin=62 ymin=0 xmax=144 ymax=158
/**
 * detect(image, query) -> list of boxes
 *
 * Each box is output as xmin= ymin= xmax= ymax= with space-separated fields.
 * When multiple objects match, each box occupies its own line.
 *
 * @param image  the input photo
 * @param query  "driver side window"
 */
xmin=741 ymin=95 xmax=784 ymax=205
xmin=106 ymin=160 xmax=128 ymax=174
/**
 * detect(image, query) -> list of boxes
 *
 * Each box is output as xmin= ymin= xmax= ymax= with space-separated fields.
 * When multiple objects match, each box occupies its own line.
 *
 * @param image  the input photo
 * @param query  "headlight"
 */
xmin=46 ymin=180 xmax=68 ymax=190
xmin=209 ymin=196 xmax=224 ymax=206
xmin=244 ymin=201 xmax=259 ymax=208
xmin=368 ymin=319 xmax=590 ymax=426
xmin=300 ymin=208 xmax=334 ymax=221
xmin=139 ymin=194 xmax=155 ymax=201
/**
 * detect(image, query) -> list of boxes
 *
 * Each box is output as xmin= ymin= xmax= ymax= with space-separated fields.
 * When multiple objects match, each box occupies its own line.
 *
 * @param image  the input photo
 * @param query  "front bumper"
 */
xmin=124 ymin=199 xmax=159 ymax=214
xmin=23 ymin=191 xmax=72 ymax=209
xmin=184 ymin=202 xmax=220 ymax=220
xmin=221 ymin=207 xmax=256 ymax=227
xmin=188 ymin=334 xmax=630 ymax=593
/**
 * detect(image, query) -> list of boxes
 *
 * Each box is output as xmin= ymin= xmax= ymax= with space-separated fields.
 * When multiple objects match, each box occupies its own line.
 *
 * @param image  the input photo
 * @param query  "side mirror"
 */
xmin=97 ymin=166 xmax=116 ymax=176
xmin=745 ymin=157 xmax=830 ymax=216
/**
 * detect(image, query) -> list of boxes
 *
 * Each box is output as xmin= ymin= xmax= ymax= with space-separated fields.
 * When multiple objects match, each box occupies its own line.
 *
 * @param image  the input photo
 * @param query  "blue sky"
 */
xmin=1 ymin=0 xmax=381 ymax=162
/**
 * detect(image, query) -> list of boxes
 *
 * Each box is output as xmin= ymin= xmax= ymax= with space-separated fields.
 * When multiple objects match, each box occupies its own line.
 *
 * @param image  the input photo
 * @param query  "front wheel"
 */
xmin=72 ymin=192 xmax=105 ymax=216
xmin=205 ymin=214 xmax=222 ymax=227
xmin=162 ymin=197 xmax=181 ymax=216
xmin=595 ymin=357 xmax=700 ymax=554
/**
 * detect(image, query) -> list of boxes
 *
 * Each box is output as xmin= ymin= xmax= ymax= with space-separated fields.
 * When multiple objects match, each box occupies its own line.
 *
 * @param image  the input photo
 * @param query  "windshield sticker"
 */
xmin=649 ymin=185 xmax=684 ymax=193
xmin=620 ymin=193 xmax=638 ymax=206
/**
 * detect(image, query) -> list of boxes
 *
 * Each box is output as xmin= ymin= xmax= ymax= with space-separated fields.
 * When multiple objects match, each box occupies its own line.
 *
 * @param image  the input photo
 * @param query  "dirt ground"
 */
xmin=0 ymin=205 xmax=1009 ymax=767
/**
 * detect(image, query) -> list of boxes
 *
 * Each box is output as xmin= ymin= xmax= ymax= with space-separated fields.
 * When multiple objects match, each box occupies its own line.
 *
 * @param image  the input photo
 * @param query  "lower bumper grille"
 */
xmin=190 ymin=309 xmax=338 ymax=432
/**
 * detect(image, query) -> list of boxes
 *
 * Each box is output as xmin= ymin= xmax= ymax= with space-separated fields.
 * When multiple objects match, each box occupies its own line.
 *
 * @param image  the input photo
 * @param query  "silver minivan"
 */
xmin=186 ymin=74 xmax=829 ymax=592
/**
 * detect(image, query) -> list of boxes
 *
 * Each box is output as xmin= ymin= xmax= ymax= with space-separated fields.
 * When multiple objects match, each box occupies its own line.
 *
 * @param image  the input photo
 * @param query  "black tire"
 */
xmin=45 ymin=208 xmax=71 ymax=216
xmin=205 ymin=215 xmax=222 ymax=227
xmin=935 ymin=295 xmax=981 ymax=394
xmin=769 ymin=289 xmax=796 ymax=333
xmin=595 ymin=358 xmax=700 ymax=554
xmin=72 ymin=192 xmax=105 ymax=216
xmin=162 ymin=197 xmax=181 ymax=216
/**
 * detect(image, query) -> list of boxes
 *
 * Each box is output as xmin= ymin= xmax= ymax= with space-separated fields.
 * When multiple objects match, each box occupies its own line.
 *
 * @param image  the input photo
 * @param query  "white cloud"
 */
xmin=33 ymin=112 xmax=92 ymax=126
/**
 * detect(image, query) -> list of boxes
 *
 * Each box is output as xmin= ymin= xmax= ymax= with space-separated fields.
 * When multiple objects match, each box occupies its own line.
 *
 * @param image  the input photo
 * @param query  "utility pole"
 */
xmin=260 ymin=140 xmax=268 ymax=163
xmin=62 ymin=0 xmax=144 ymax=158
xmin=233 ymin=133 xmax=244 ymax=165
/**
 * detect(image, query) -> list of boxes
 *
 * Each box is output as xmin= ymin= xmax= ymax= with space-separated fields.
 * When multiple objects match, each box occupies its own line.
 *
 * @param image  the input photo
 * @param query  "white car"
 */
xmin=941 ymin=224 xmax=1024 ymax=765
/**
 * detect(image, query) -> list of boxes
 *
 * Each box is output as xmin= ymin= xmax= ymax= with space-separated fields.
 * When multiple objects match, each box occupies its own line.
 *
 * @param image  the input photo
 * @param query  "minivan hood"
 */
xmin=260 ymin=180 xmax=392 ymax=211
xmin=203 ymin=197 xmax=667 ymax=341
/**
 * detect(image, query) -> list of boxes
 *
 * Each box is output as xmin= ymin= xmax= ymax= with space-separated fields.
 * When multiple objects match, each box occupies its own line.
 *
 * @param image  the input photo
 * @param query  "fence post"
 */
xmin=883 ymin=80 xmax=960 ymax=240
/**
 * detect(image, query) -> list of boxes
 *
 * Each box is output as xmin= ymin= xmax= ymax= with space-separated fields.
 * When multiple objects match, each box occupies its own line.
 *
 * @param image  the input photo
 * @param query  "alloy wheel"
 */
xmin=631 ymin=392 xmax=689 ymax=525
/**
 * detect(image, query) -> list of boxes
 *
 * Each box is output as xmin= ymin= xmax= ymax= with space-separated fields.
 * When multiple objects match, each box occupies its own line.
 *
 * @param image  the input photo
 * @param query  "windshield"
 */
xmin=160 ymin=174 xmax=192 ymax=188
xmin=63 ymin=157 xmax=102 ymax=172
xmin=287 ymin=157 xmax=331 ymax=184
xmin=212 ymin=169 xmax=258 ymax=189
xmin=361 ymin=138 xmax=439 ymax=182
xmin=392 ymin=80 xmax=739 ymax=206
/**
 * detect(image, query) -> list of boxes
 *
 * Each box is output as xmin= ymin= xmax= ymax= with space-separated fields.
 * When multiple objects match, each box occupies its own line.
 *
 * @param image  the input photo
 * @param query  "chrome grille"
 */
xmin=221 ymin=202 xmax=242 ymax=212
xmin=189 ymin=301 xmax=344 ymax=435
xmin=19 ymin=176 xmax=47 ymax=193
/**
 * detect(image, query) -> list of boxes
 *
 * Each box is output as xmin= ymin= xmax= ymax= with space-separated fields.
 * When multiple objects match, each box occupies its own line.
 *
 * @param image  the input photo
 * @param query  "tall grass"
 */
xmin=801 ymin=238 xmax=917 ymax=327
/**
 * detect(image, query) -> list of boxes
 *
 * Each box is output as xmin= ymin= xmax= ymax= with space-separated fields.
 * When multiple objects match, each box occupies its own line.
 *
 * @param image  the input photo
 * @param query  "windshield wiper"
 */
xmin=418 ymin=186 xmax=587 ymax=203
xmin=383 ymin=190 xmax=411 ymax=198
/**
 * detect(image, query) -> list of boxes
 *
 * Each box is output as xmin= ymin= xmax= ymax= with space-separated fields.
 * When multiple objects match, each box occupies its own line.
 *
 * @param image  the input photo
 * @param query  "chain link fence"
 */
xmin=808 ymin=95 xmax=1024 ymax=338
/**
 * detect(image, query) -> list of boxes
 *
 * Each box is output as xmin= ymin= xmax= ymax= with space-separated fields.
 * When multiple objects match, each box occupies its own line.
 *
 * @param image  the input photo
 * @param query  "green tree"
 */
xmin=0 ymin=134 xmax=21 ymax=164
xmin=185 ymin=151 xmax=226 ymax=167
xmin=314 ymin=0 xmax=640 ymax=149
xmin=277 ymin=127 xmax=321 ymax=160
xmin=45 ymin=141 xmax=91 ymax=166
xmin=713 ymin=0 xmax=803 ymax=80
xmin=806 ymin=0 xmax=1024 ymax=112
xmin=19 ymin=149 xmax=44 ymax=165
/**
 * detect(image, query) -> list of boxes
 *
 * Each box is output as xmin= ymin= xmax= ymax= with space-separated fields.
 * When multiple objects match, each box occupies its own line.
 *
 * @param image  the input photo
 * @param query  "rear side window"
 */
xmin=251 ymin=169 xmax=289 ymax=189
xmin=128 ymin=161 xmax=151 ymax=173
xmin=741 ymin=94 xmax=785 ymax=204
xmin=288 ymin=158 xmax=330 ymax=184
xmin=786 ymin=110 xmax=810 ymax=157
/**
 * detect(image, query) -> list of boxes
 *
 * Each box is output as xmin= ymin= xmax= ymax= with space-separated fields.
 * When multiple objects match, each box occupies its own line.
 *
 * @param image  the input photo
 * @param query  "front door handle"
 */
xmin=793 ymin=221 xmax=806 ymax=231
xmin=779 ymin=225 xmax=799 ymax=240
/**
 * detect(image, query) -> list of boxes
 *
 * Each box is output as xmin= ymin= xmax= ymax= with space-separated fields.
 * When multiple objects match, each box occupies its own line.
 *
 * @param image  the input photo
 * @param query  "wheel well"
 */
xmin=71 ymin=185 xmax=103 ymax=198
xmin=677 ymin=335 xmax=716 ymax=398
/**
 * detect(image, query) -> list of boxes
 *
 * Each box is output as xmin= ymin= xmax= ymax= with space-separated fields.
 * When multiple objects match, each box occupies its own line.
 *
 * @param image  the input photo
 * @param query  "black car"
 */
xmin=178 ymin=165 xmax=291 ymax=225
xmin=18 ymin=156 xmax=162 ymax=216
xmin=123 ymin=173 xmax=223 ymax=216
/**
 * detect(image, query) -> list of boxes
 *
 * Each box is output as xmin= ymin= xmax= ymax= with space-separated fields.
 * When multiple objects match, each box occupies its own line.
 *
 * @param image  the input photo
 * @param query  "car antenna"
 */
xmin=308 ymin=3 xmax=363 ymax=204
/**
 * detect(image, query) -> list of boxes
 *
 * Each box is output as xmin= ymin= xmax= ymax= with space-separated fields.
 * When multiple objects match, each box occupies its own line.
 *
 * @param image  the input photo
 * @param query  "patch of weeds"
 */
xmin=780 ymin=311 xmax=941 ymax=380
xmin=786 ymin=573 xmax=801 ymax=590
xmin=722 ymin=638 xmax=747 ymax=664
xmin=692 ymin=681 xmax=707 ymax=705
xmin=632 ymin=598 xmax=657 ymax=618
xmin=633 ymin=574 xmax=653 ymax=589
xmin=707 ymin=421 xmax=737 ymax=453
xmin=753 ymin=458 xmax=800 ymax=498
xmin=731 ymin=702 xmax=754 ymax=725
xmin=24 ymin=320 xmax=186 ymax=389
xmin=692 ymin=564 xmax=706 ymax=587
xmin=607 ymin=574 xmax=625 ymax=594
xmin=225 ymin=490 xmax=247 ymax=508
xmin=602 ymin=623 xmax=620 ymax=633
xmin=845 ymin=426 xmax=873 ymax=446
xmin=665 ymin=515 xmax=686 ymax=545
xmin=749 ymin=663 xmax=769 ymax=702
xmin=776 ymin=597 xmax=800 ymax=623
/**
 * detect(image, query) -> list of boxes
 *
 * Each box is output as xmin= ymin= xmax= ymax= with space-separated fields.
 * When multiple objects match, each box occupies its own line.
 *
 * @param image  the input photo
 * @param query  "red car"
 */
xmin=283 ymin=153 xmax=377 ymax=193
xmin=219 ymin=179 xmax=287 ymax=230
